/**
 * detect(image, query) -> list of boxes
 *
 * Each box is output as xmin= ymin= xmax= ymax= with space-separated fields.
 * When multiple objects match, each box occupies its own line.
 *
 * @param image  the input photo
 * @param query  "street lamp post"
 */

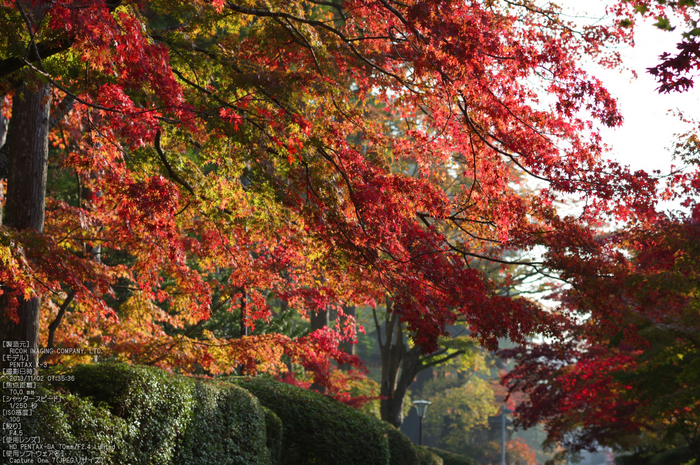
xmin=413 ymin=400 xmax=431 ymax=446
xmin=501 ymin=403 xmax=506 ymax=465
xmin=500 ymin=403 xmax=513 ymax=465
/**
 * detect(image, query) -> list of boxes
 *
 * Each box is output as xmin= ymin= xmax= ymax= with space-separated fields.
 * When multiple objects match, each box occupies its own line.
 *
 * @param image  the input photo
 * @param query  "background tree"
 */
xmin=501 ymin=97 xmax=700 ymax=462
xmin=419 ymin=352 xmax=497 ymax=453
xmin=502 ymin=210 xmax=700 ymax=462
xmin=371 ymin=298 xmax=478 ymax=427
xmin=370 ymin=254 xmax=540 ymax=427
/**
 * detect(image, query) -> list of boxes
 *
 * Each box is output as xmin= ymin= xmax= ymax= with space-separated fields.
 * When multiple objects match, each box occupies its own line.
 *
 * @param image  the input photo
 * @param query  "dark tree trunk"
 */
xmin=376 ymin=297 xmax=410 ymax=428
xmin=339 ymin=305 xmax=356 ymax=370
xmin=310 ymin=307 xmax=329 ymax=332
xmin=240 ymin=285 xmax=248 ymax=337
xmin=374 ymin=298 xmax=466 ymax=428
xmin=0 ymin=82 xmax=52 ymax=374
xmin=309 ymin=306 xmax=330 ymax=392
xmin=0 ymin=95 xmax=8 ymax=149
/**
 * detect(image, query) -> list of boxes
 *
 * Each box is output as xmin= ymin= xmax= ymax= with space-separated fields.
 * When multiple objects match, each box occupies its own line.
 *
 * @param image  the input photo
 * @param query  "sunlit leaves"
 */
xmin=1 ymin=0 xmax=672 ymax=403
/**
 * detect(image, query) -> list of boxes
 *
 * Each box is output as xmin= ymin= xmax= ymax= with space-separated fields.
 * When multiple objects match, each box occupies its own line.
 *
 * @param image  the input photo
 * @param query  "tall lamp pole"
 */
xmin=501 ymin=403 xmax=506 ymax=465
xmin=500 ymin=403 xmax=512 ymax=465
xmin=413 ymin=400 xmax=431 ymax=446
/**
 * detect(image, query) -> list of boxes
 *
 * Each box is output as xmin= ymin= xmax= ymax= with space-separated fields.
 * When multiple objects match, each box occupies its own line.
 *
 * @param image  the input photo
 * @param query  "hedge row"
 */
xmin=2 ymin=364 xmax=270 ymax=465
xmin=416 ymin=446 xmax=445 ymax=465
xmin=234 ymin=375 xmax=392 ymax=465
xmin=424 ymin=446 xmax=478 ymax=465
xmin=615 ymin=445 xmax=696 ymax=465
xmin=1 ymin=381 xmax=129 ymax=465
xmin=1 ymin=364 xmax=446 ymax=465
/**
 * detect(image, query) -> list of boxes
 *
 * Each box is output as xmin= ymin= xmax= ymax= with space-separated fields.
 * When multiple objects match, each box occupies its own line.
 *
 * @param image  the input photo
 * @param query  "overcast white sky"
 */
xmin=563 ymin=1 xmax=700 ymax=174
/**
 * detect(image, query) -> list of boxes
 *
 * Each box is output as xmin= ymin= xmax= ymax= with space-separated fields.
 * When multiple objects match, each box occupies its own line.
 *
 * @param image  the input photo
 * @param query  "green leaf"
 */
xmin=653 ymin=16 xmax=674 ymax=31
xmin=619 ymin=19 xmax=634 ymax=28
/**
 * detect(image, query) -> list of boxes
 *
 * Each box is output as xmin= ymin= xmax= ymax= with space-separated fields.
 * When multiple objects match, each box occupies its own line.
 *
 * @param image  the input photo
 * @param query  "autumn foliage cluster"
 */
xmin=499 ymin=2 xmax=700 ymax=462
xmin=502 ymin=170 xmax=700 ymax=461
xmin=1 ymin=0 xmax=699 ymax=455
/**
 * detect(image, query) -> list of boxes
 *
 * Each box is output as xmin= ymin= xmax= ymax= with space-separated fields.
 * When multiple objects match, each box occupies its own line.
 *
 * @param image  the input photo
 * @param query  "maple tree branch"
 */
xmin=458 ymin=99 xmax=552 ymax=185
xmin=49 ymin=94 xmax=76 ymax=129
xmin=384 ymin=0 xmax=410 ymax=7
xmin=484 ymin=86 xmax=551 ymax=146
xmin=13 ymin=56 xmax=130 ymax=114
xmin=454 ymin=247 xmax=543 ymax=267
xmin=165 ymin=40 xmax=292 ymax=119
xmin=375 ymin=0 xmax=426 ymax=43
xmin=145 ymin=338 xmax=184 ymax=366
xmin=373 ymin=306 xmax=384 ymax=348
xmin=426 ymin=212 xmax=502 ymax=244
xmin=297 ymin=156 xmax=388 ymax=283
xmin=459 ymin=95 xmax=619 ymax=197
xmin=170 ymin=67 xmax=236 ymax=110
xmin=421 ymin=349 xmax=465 ymax=369
xmin=376 ymin=0 xmax=410 ymax=27
xmin=175 ymin=201 xmax=191 ymax=216
xmin=224 ymin=1 xmax=417 ymax=91
xmin=458 ymin=130 xmax=480 ymax=210
xmin=0 ymin=39 xmax=74 ymax=79
xmin=453 ymin=226 xmax=501 ymax=245
xmin=530 ymin=264 xmax=571 ymax=284
xmin=306 ymin=0 xmax=347 ymax=21
xmin=501 ymin=0 xmax=579 ymax=37
xmin=0 ymin=0 xmax=122 ymax=79
xmin=277 ymin=17 xmax=323 ymax=74
xmin=447 ymin=215 xmax=494 ymax=226
xmin=13 ymin=12 xmax=176 ymax=124
xmin=39 ymin=290 xmax=76 ymax=364
xmin=154 ymin=130 xmax=195 ymax=196
xmin=415 ymin=212 xmax=541 ymax=267
xmin=314 ymin=145 xmax=368 ymax=233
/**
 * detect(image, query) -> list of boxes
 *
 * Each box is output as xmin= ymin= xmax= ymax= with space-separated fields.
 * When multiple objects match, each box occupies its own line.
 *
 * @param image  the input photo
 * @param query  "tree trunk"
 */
xmin=339 ymin=305 xmax=356 ymax=370
xmin=378 ymin=321 xmax=426 ymax=428
xmin=0 ymin=82 xmax=52 ymax=375
xmin=310 ymin=307 xmax=329 ymax=332
xmin=309 ymin=306 xmax=330 ymax=392
xmin=374 ymin=299 xmax=462 ymax=428
xmin=0 ymin=95 xmax=7 ymax=148
xmin=376 ymin=298 xmax=408 ymax=428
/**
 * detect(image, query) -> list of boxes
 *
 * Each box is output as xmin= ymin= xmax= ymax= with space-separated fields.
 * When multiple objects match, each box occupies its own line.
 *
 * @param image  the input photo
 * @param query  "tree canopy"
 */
xmin=0 ymin=0 xmax=686 ymax=406
xmin=499 ymin=3 xmax=700 ymax=461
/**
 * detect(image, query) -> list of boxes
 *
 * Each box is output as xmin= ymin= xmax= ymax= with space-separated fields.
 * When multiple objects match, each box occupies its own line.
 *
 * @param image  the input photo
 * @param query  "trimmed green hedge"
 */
xmin=386 ymin=424 xmax=420 ymax=465
xmin=66 ymin=363 xmax=195 ymax=464
xmin=263 ymin=406 xmax=284 ymax=465
xmin=2 ymin=363 xmax=271 ymax=464
xmin=234 ymin=376 xmax=392 ymax=465
xmin=172 ymin=377 xmax=270 ymax=465
xmin=416 ymin=446 xmax=444 ymax=465
xmin=64 ymin=363 xmax=270 ymax=465
xmin=615 ymin=445 xmax=696 ymax=465
xmin=424 ymin=447 xmax=478 ymax=465
xmin=1 ymin=380 xmax=129 ymax=465
xmin=3 ymin=365 xmax=433 ymax=465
